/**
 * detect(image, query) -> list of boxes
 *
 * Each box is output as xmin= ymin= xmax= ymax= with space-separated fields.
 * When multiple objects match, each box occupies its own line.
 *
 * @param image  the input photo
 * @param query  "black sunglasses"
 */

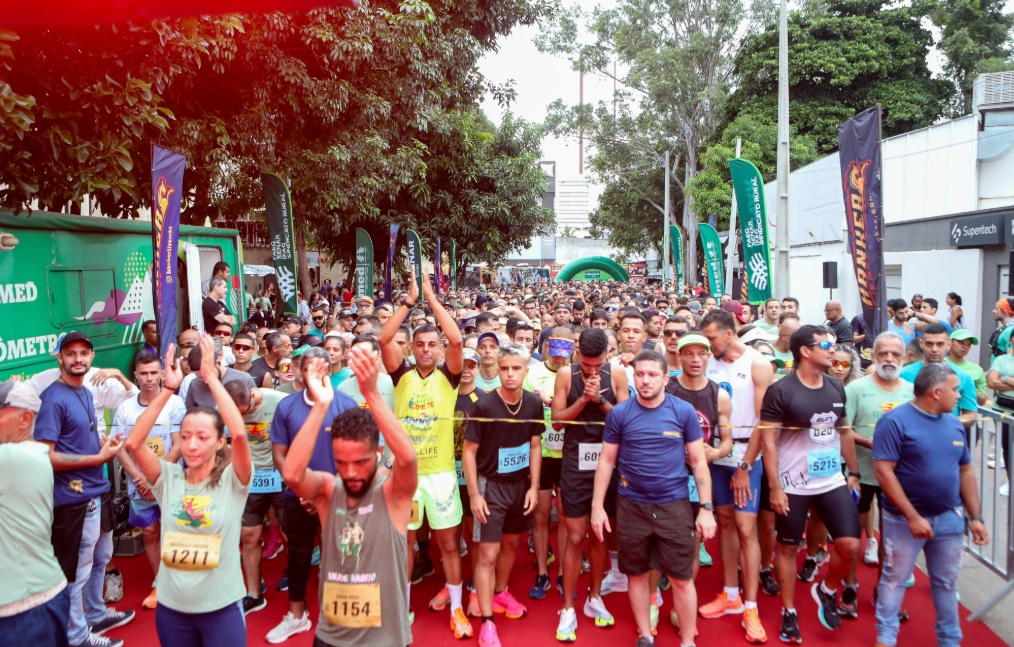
xmin=663 ymin=329 xmax=688 ymax=338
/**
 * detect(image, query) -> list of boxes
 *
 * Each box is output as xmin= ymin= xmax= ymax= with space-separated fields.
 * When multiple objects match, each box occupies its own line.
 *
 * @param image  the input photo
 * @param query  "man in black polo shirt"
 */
xmin=202 ymin=276 xmax=236 ymax=334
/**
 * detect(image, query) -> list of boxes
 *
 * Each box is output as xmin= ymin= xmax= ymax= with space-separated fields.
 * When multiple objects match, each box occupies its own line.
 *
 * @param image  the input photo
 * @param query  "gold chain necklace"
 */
xmin=500 ymin=390 xmax=523 ymax=416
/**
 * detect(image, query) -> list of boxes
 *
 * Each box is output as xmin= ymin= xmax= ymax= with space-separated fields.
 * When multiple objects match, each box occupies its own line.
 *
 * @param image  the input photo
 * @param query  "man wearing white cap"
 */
xmin=0 ymin=381 xmax=70 ymax=645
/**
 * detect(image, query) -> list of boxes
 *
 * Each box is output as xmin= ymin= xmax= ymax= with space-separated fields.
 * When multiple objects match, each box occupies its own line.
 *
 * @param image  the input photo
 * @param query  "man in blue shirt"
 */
xmin=590 ymin=350 xmax=717 ymax=647
xmin=33 ymin=332 xmax=134 ymax=647
xmin=898 ymin=324 xmax=976 ymax=436
xmin=873 ymin=363 xmax=988 ymax=647
xmin=268 ymin=346 xmax=358 ymax=643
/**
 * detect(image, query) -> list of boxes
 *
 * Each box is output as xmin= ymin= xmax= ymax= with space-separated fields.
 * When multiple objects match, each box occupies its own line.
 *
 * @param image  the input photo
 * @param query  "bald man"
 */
xmin=772 ymin=320 xmax=800 ymax=371
xmin=824 ymin=300 xmax=854 ymax=344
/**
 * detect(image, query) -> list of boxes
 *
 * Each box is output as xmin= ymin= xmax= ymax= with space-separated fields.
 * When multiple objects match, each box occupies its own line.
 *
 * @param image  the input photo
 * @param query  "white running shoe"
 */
xmin=583 ymin=595 xmax=615 ymax=627
xmin=556 ymin=607 xmax=578 ymax=642
xmin=1002 ymin=481 xmax=1010 ymax=497
xmin=864 ymin=538 xmax=880 ymax=566
xmin=599 ymin=570 xmax=628 ymax=595
xmin=266 ymin=611 xmax=312 ymax=644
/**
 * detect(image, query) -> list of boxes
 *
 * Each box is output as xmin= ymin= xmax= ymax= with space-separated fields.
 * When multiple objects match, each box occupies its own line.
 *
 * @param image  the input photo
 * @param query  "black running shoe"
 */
xmin=760 ymin=569 xmax=780 ymax=596
xmin=276 ymin=570 xmax=289 ymax=592
xmin=779 ymin=608 xmax=802 ymax=644
xmin=411 ymin=552 xmax=434 ymax=584
xmin=811 ymin=582 xmax=841 ymax=630
xmin=797 ymin=557 xmax=818 ymax=582
xmin=90 ymin=609 xmax=135 ymax=635
xmin=242 ymin=595 xmax=267 ymax=615
xmin=838 ymin=585 xmax=858 ymax=619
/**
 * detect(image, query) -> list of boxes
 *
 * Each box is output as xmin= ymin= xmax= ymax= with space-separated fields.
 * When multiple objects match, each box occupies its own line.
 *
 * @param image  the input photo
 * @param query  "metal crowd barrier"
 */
xmin=965 ymin=406 xmax=1014 ymax=620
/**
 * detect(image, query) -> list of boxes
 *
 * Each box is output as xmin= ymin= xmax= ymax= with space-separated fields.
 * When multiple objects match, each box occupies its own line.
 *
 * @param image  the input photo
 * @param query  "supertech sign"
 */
xmin=948 ymin=213 xmax=1004 ymax=248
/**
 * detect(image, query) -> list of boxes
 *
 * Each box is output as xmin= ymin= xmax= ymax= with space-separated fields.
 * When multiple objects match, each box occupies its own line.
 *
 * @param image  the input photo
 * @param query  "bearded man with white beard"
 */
xmin=840 ymin=332 xmax=915 ymax=618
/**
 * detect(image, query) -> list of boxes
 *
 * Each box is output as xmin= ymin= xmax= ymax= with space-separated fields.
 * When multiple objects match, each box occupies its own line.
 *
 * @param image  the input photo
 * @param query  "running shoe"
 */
xmin=556 ymin=607 xmax=578 ymax=642
xmin=838 ymin=585 xmax=858 ymax=619
xmin=649 ymin=597 xmax=659 ymax=636
xmin=429 ymin=586 xmax=450 ymax=611
xmin=242 ymin=595 xmax=267 ymax=615
xmin=103 ymin=568 xmax=123 ymax=603
xmin=141 ymin=588 xmax=157 ymax=610
xmin=581 ymin=554 xmax=590 ymax=574
xmin=90 ymin=608 xmax=135 ymax=635
xmin=905 ymin=573 xmax=916 ymax=588
xmin=659 ymin=574 xmax=671 ymax=591
xmin=529 ymin=532 xmax=536 ymax=554
xmin=635 ymin=637 xmax=654 ymax=647
xmin=479 ymin=619 xmax=501 ymax=647
xmin=557 ymin=574 xmax=576 ymax=600
xmin=263 ymin=538 xmax=284 ymax=560
xmin=266 ymin=611 xmax=312 ymax=644
xmin=451 ymin=607 xmax=474 ymax=639
xmin=530 ymin=573 xmax=551 ymax=600
xmin=698 ymin=591 xmax=745 ymax=619
xmin=811 ymin=582 xmax=841 ymax=630
xmin=699 ymin=542 xmax=713 ymax=567
xmin=548 ymin=545 xmax=556 ymax=565
xmin=864 ymin=538 xmax=879 ymax=566
xmin=412 ymin=552 xmax=435 ymax=584
xmin=779 ymin=608 xmax=801 ymax=644
xmin=467 ymin=590 xmax=481 ymax=618
xmin=742 ymin=607 xmax=767 ymax=644
xmin=276 ymin=571 xmax=289 ymax=592
xmin=310 ymin=546 xmax=321 ymax=566
xmin=760 ymin=569 xmax=780 ymax=596
xmin=493 ymin=589 xmax=527 ymax=618
xmin=80 ymin=634 xmax=123 ymax=647
xmin=669 ymin=609 xmax=700 ymax=636
xmin=600 ymin=570 xmax=628 ymax=595
xmin=460 ymin=537 xmax=469 ymax=557
xmin=409 ymin=610 xmax=415 ymax=625
xmin=797 ymin=557 xmax=819 ymax=582
xmin=814 ymin=546 xmax=830 ymax=566
xmin=584 ymin=595 xmax=615 ymax=627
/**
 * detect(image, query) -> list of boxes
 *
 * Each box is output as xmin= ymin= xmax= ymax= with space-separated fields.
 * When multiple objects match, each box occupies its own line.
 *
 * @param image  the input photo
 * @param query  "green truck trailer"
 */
xmin=0 ymin=211 xmax=246 ymax=380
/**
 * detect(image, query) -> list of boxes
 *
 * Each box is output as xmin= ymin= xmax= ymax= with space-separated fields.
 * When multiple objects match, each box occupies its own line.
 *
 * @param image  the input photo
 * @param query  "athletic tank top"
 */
xmin=316 ymin=477 xmax=410 ymax=647
xmin=666 ymin=378 xmax=719 ymax=447
xmin=562 ymin=363 xmax=617 ymax=478
xmin=706 ymin=348 xmax=761 ymax=441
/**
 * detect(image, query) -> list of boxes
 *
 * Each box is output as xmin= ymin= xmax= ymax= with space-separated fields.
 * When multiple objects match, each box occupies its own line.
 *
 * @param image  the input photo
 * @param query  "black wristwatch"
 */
xmin=849 ymin=471 xmax=861 ymax=479
xmin=968 ymin=514 xmax=984 ymax=522
xmin=701 ymin=502 xmax=714 ymax=511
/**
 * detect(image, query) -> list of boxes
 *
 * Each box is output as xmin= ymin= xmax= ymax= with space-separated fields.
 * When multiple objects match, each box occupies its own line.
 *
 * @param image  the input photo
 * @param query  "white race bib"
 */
xmin=578 ymin=442 xmax=602 ymax=471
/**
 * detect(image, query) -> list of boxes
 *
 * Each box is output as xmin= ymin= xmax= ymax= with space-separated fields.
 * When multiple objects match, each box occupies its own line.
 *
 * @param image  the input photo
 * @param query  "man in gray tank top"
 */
xmin=280 ymin=346 xmax=419 ymax=647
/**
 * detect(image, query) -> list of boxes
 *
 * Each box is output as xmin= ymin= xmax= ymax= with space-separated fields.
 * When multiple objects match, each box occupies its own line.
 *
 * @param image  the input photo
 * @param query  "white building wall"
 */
xmin=555 ymin=177 xmax=593 ymax=235
xmin=979 ymin=145 xmax=1014 ymax=210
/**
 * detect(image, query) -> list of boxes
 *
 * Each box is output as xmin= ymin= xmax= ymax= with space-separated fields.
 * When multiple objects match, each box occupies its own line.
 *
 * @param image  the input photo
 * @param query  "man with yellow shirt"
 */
xmin=378 ymin=270 xmax=468 ymax=639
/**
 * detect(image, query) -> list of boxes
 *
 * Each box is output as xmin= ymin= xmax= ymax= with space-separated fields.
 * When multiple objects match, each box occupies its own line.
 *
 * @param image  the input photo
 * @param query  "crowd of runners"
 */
xmin=0 ymin=265 xmax=999 ymax=647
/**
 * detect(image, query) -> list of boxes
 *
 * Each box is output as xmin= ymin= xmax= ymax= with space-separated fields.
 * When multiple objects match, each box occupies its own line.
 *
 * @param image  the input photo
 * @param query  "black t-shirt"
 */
xmin=248 ymin=357 xmax=275 ymax=387
xmin=465 ymin=389 xmax=543 ymax=482
xmin=827 ymin=316 xmax=854 ymax=344
xmin=248 ymin=310 xmax=266 ymax=329
xmin=850 ymin=315 xmax=872 ymax=367
xmin=202 ymin=296 xmax=228 ymax=333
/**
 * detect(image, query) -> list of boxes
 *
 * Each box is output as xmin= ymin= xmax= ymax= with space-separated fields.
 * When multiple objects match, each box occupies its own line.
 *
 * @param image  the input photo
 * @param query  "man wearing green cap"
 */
xmin=948 ymin=330 xmax=986 ymax=405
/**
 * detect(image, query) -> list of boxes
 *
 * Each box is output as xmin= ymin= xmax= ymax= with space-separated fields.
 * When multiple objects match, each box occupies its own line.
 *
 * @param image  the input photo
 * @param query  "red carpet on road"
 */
xmin=111 ymin=534 xmax=1004 ymax=646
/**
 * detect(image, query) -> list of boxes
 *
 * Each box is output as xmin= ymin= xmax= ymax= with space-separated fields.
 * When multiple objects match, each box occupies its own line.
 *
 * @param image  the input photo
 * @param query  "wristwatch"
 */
xmin=849 ymin=471 xmax=862 ymax=479
xmin=701 ymin=502 xmax=714 ymax=511
xmin=968 ymin=514 xmax=984 ymax=522
xmin=737 ymin=461 xmax=751 ymax=472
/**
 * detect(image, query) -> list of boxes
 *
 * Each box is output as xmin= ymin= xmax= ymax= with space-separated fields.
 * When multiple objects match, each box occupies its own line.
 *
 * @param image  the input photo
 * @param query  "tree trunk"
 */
xmin=295 ymin=226 xmax=313 ymax=300
xmin=682 ymin=152 xmax=699 ymax=288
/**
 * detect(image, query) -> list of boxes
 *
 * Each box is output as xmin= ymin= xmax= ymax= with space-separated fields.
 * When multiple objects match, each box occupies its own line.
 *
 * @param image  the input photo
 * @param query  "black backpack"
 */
xmin=989 ymin=326 xmax=1005 ymax=357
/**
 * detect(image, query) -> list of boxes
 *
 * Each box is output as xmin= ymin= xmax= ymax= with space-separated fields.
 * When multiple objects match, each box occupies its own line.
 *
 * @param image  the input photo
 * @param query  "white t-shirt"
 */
xmin=111 ymin=394 xmax=187 ymax=499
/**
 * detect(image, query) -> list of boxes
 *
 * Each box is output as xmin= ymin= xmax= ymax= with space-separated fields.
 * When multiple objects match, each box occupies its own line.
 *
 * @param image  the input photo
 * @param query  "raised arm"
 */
xmin=198 ymin=334 xmax=251 ymax=486
xmin=378 ymin=268 xmax=417 ymax=373
xmin=280 ymin=357 xmax=334 ymax=501
xmin=424 ymin=269 xmax=462 ymax=374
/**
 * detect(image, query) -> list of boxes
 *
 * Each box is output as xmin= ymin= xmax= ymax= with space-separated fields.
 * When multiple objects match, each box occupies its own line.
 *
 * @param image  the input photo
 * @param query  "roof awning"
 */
xmin=242 ymin=264 xmax=276 ymax=277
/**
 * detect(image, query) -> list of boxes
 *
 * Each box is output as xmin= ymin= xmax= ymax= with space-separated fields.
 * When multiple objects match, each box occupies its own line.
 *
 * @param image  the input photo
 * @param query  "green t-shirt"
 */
xmin=153 ymin=461 xmax=250 ymax=613
xmin=330 ymin=367 xmax=353 ymax=388
xmin=244 ymin=389 xmax=285 ymax=472
xmin=337 ymin=373 xmax=395 ymax=412
xmin=756 ymin=321 xmax=779 ymax=336
xmin=844 ymin=376 xmax=914 ymax=486
xmin=0 ymin=442 xmax=65 ymax=607
xmin=523 ymin=361 xmax=562 ymax=459
xmin=773 ymin=348 xmax=794 ymax=372
xmin=474 ymin=373 xmax=501 ymax=391
xmin=950 ymin=359 xmax=986 ymax=399
xmin=990 ymin=354 xmax=1014 ymax=398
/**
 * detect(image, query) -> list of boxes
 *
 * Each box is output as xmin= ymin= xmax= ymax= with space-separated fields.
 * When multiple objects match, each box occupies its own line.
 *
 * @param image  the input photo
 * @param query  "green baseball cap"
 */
xmin=949 ymin=329 xmax=979 ymax=345
xmin=677 ymin=333 xmax=710 ymax=351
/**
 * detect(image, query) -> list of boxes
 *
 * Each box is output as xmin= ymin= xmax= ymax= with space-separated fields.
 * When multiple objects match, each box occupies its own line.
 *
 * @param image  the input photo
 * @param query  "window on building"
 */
xmin=885 ymin=265 xmax=902 ymax=301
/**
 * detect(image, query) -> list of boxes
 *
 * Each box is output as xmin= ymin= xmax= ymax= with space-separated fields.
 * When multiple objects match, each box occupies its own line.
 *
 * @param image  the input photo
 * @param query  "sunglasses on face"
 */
xmin=808 ymin=340 xmax=834 ymax=350
xmin=279 ymin=361 xmax=292 ymax=372
xmin=233 ymin=344 xmax=254 ymax=352
xmin=663 ymin=329 xmax=688 ymax=338
xmin=214 ymin=330 xmax=232 ymax=337
xmin=831 ymin=359 xmax=851 ymax=369
xmin=313 ymin=316 xmax=325 ymax=321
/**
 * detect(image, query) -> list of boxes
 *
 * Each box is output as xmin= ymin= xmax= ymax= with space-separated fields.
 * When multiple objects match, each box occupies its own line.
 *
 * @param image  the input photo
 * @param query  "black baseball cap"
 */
xmin=54 ymin=331 xmax=94 ymax=354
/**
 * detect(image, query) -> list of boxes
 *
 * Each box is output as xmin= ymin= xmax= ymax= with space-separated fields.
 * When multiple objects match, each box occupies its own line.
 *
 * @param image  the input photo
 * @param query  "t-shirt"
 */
xmin=523 ymin=361 xmax=563 ymax=459
xmin=337 ymin=373 xmax=396 ymax=413
xmin=950 ymin=359 xmax=986 ymax=399
xmin=329 ymin=367 xmax=353 ymax=388
xmin=756 ymin=321 xmax=779 ymax=336
xmin=0 ymin=442 xmax=66 ymax=607
xmin=202 ymin=296 xmax=229 ymax=334
xmin=25 ymin=367 xmax=137 ymax=436
xmin=34 ymin=382 xmax=109 ymax=506
xmin=465 ymin=390 xmax=543 ymax=482
xmin=772 ymin=349 xmax=794 ymax=371
xmin=826 ymin=317 xmax=854 ymax=344
xmin=887 ymin=320 xmax=916 ymax=347
xmin=850 ymin=315 xmax=873 ymax=367
xmin=269 ymin=389 xmax=358 ymax=498
xmin=152 ymin=461 xmax=250 ymax=613
xmin=112 ymin=394 xmax=187 ymax=499
xmin=603 ymin=394 xmax=703 ymax=504
xmin=844 ymin=376 xmax=914 ymax=486
xmin=185 ymin=369 xmax=257 ymax=411
xmin=455 ymin=388 xmax=488 ymax=485
xmin=760 ymin=372 xmax=847 ymax=496
xmin=391 ymin=362 xmax=461 ymax=475
xmin=898 ymin=361 xmax=976 ymax=415
xmin=244 ymin=389 xmax=286 ymax=472
xmin=872 ymin=402 xmax=970 ymax=518
xmin=990 ymin=354 xmax=1014 ymax=398
xmin=474 ymin=373 xmax=501 ymax=392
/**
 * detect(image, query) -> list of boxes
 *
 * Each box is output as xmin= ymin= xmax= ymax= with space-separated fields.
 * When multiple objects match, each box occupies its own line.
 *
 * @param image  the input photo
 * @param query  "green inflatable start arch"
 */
xmin=555 ymin=256 xmax=630 ymax=282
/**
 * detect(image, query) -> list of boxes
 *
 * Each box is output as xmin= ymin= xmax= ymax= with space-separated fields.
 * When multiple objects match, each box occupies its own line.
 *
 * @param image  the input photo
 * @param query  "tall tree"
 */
xmin=539 ymin=0 xmax=765 ymax=284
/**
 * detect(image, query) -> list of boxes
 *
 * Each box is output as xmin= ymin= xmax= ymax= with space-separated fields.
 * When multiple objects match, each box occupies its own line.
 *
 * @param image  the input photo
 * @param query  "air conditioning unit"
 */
xmin=973 ymin=71 xmax=1014 ymax=128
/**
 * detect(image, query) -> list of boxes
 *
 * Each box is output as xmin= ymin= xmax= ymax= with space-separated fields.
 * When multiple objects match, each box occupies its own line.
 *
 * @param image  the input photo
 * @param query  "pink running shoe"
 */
xmin=492 ymin=589 xmax=527 ymax=619
xmin=478 ymin=619 xmax=501 ymax=647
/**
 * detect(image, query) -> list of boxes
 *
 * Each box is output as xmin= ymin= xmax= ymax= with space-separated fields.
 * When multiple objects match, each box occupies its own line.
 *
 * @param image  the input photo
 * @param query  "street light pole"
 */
xmin=775 ymin=0 xmax=791 ymax=298
xmin=663 ymin=149 xmax=671 ymax=290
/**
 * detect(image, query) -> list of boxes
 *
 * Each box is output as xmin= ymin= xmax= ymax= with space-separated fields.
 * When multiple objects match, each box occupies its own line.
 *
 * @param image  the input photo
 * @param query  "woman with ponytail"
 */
xmin=125 ymin=334 xmax=252 ymax=646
